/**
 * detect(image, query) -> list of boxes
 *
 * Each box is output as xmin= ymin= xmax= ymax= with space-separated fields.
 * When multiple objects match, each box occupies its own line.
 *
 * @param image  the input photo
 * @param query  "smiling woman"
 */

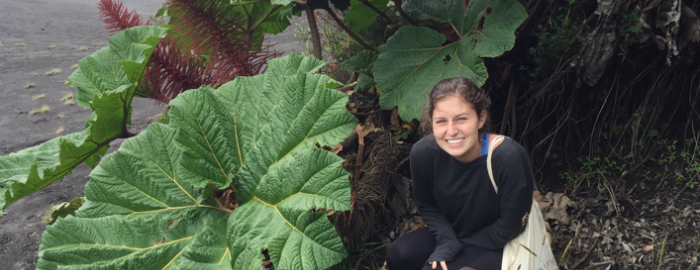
xmin=385 ymin=77 xmax=535 ymax=270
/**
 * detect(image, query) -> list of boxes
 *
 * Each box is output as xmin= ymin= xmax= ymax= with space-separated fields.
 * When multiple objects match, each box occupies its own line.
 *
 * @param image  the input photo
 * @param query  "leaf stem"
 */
xmin=249 ymin=5 xmax=281 ymax=32
xmin=320 ymin=6 xmax=377 ymax=52
xmin=303 ymin=4 xmax=323 ymax=59
xmin=391 ymin=0 xmax=417 ymax=26
xmin=357 ymin=0 xmax=394 ymax=24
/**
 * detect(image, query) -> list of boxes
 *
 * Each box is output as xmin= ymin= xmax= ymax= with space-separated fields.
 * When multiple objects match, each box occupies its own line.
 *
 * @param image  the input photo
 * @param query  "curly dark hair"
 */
xmin=419 ymin=77 xmax=492 ymax=136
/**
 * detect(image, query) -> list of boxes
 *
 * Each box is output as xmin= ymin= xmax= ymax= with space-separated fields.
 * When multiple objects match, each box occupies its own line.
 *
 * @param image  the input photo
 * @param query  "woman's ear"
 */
xmin=478 ymin=110 xmax=487 ymax=129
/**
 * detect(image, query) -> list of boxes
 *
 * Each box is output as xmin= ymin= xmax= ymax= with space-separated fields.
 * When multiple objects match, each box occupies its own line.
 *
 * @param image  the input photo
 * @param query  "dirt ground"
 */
xmin=0 ymin=1 xmax=300 ymax=269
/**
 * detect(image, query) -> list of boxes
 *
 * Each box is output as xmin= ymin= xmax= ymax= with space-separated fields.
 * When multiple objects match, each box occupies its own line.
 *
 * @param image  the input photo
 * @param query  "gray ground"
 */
xmin=0 ymin=1 xmax=300 ymax=269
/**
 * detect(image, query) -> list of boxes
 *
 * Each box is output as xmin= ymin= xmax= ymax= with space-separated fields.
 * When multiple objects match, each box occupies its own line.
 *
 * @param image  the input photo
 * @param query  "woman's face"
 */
xmin=432 ymin=95 xmax=486 ymax=163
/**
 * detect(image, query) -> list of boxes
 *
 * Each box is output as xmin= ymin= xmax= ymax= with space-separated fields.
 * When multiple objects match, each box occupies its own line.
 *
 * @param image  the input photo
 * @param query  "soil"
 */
xmin=0 ymin=1 xmax=300 ymax=269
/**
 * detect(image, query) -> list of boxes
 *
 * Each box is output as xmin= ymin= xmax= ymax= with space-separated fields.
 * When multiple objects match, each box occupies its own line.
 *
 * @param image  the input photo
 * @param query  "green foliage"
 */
xmin=0 ymin=26 xmax=167 ymax=214
xmin=341 ymin=50 xmax=377 ymax=74
xmin=344 ymin=0 xmax=391 ymax=35
xmin=373 ymin=0 xmax=528 ymax=120
xmin=38 ymin=54 xmax=358 ymax=270
xmin=244 ymin=2 xmax=292 ymax=35
xmin=45 ymin=197 xmax=84 ymax=225
xmin=528 ymin=0 xmax=585 ymax=85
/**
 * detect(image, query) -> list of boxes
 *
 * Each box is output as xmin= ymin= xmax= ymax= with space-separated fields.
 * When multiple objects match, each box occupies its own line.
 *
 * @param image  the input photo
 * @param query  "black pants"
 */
xmin=385 ymin=228 xmax=502 ymax=270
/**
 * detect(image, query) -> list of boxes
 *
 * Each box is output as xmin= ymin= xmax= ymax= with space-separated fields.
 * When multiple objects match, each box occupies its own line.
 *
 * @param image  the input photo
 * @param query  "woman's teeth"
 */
xmin=447 ymin=139 xmax=464 ymax=144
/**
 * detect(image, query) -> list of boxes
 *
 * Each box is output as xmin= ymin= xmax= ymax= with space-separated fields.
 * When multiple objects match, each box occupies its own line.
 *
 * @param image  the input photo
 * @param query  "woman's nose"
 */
xmin=447 ymin=122 xmax=458 ymax=136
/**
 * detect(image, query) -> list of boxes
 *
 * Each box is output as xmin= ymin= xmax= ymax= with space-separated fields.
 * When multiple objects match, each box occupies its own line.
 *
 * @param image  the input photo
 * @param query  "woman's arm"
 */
xmin=411 ymin=146 xmax=462 ymax=262
xmin=461 ymin=141 xmax=534 ymax=250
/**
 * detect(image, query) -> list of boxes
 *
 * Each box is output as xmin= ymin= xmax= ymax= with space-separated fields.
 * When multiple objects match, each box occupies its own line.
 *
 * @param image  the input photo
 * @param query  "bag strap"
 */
xmin=486 ymin=135 xmax=505 ymax=194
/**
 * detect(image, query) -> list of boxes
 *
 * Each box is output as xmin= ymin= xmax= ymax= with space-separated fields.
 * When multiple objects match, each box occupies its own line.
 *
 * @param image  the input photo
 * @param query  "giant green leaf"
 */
xmin=39 ymin=54 xmax=357 ymax=270
xmin=343 ymin=0 xmax=390 ymax=35
xmin=463 ymin=0 xmax=528 ymax=57
xmin=374 ymin=26 xmax=488 ymax=121
xmin=0 ymin=26 xmax=166 ymax=215
xmin=373 ymin=0 xmax=527 ymax=121
xmin=68 ymin=26 xmax=167 ymax=109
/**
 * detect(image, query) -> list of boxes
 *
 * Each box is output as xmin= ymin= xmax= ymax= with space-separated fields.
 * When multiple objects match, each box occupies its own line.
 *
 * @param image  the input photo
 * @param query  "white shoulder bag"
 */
xmin=487 ymin=135 xmax=558 ymax=270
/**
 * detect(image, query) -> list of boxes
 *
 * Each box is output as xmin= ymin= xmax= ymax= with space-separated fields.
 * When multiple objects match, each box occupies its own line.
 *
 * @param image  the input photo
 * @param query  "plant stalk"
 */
xmin=391 ymin=0 xmax=417 ymax=26
xmin=304 ymin=4 xmax=323 ymax=60
xmin=321 ymin=6 xmax=377 ymax=52
xmin=357 ymin=0 xmax=394 ymax=24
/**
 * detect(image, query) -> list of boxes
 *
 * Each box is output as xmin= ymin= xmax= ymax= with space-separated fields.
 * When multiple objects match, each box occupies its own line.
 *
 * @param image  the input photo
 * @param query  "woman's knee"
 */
xmin=385 ymin=228 xmax=434 ymax=269
xmin=385 ymin=242 xmax=410 ymax=267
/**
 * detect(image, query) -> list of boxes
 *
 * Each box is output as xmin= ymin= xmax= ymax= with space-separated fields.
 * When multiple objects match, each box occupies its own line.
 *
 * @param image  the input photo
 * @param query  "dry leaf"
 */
xmin=30 ymin=105 xmax=50 ymax=115
xmin=45 ymin=68 xmax=62 ymax=75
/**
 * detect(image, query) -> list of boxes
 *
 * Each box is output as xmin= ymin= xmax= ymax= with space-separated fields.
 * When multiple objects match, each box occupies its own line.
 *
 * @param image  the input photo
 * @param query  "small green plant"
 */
xmin=48 ymin=44 xmax=56 ymax=48
xmin=687 ymin=236 xmax=700 ymax=270
xmin=657 ymin=139 xmax=678 ymax=165
xmin=70 ymin=64 xmax=79 ymax=69
xmin=577 ymin=156 xmax=600 ymax=172
xmin=24 ymin=82 xmax=35 ymax=89
xmin=619 ymin=11 xmax=642 ymax=50
xmin=15 ymin=42 xmax=26 ymax=46
xmin=77 ymin=46 xmax=89 ymax=51
xmin=658 ymin=235 xmax=668 ymax=270
xmin=31 ymin=94 xmax=46 ymax=100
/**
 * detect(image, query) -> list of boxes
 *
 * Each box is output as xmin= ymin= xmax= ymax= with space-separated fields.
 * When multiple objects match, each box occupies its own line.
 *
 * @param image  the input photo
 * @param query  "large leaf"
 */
xmin=463 ymin=0 xmax=528 ymax=57
xmin=373 ymin=0 xmax=527 ymax=121
xmin=68 ymin=26 xmax=167 ymax=109
xmin=343 ymin=0 xmax=390 ymax=35
xmin=0 ymin=26 xmax=166 ymax=215
xmin=402 ymin=0 xmax=465 ymax=27
xmin=0 ymin=131 xmax=109 ymax=215
xmin=374 ymin=26 xmax=488 ymax=121
xmin=39 ymin=54 xmax=357 ymax=270
xmin=250 ymin=2 xmax=291 ymax=34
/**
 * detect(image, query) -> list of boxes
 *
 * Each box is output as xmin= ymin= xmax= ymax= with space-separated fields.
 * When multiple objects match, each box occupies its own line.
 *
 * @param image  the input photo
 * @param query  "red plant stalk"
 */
xmin=140 ymin=37 xmax=215 ymax=103
xmin=98 ymin=0 xmax=279 ymax=104
xmin=167 ymin=0 xmax=279 ymax=85
xmin=97 ymin=0 xmax=151 ymax=35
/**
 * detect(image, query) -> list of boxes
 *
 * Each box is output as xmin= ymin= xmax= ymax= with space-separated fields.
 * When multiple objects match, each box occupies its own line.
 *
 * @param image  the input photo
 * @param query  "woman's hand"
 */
xmin=430 ymin=261 xmax=448 ymax=270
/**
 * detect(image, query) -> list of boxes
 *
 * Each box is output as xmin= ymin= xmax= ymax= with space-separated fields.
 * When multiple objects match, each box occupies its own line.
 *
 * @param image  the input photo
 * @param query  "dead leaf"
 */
xmin=544 ymin=192 xmax=571 ymax=224
xmin=643 ymin=245 xmax=654 ymax=252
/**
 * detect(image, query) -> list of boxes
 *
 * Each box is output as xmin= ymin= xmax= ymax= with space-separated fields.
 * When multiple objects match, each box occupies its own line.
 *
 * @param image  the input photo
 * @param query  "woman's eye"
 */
xmin=457 ymin=118 xmax=466 ymax=122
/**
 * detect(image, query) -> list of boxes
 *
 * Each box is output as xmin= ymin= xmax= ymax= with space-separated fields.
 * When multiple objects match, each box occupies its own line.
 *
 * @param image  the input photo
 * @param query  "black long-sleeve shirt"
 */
xmin=410 ymin=135 xmax=534 ymax=262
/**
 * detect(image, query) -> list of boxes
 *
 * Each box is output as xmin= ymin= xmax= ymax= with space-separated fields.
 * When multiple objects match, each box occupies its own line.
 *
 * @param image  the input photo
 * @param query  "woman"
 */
xmin=385 ymin=77 xmax=534 ymax=270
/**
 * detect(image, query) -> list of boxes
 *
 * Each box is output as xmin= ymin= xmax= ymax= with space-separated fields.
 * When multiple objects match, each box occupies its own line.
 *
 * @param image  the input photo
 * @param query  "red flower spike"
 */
xmin=140 ymin=37 xmax=216 ymax=104
xmin=167 ymin=0 xmax=279 ymax=86
xmin=97 ymin=0 xmax=151 ymax=35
